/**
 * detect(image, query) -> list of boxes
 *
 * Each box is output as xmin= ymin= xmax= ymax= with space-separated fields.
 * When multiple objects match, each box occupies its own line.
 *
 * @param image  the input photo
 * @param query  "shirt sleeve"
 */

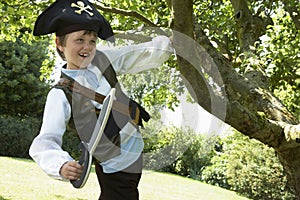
xmin=29 ymin=88 xmax=73 ymax=180
xmin=100 ymin=35 xmax=174 ymax=75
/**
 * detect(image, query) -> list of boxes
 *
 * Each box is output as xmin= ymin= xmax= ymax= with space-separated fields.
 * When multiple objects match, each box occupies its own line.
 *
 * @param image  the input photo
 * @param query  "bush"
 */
xmin=0 ymin=38 xmax=52 ymax=118
xmin=0 ymin=115 xmax=82 ymax=160
xmin=0 ymin=115 xmax=40 ymax=158
xmin=201 ymin=131 xmax=295 ymax=200
xmin=167 ymin=134 xmax=218 ymax=180
xmin=142 ymin=119 xmax=217 ymax=179
xmin=201 ymin=153 xmax=231 ymax=189
xmin=142 ymin=124 xmax=193 ymax=171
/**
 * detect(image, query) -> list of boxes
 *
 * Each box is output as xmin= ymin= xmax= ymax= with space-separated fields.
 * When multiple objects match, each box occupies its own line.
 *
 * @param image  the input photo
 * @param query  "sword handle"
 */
xmin=70 ymin=141 xmax=92 ymax=189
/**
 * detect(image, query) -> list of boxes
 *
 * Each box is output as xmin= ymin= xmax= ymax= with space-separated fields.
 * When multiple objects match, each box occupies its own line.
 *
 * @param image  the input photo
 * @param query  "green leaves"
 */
xmin=0 ymin=0 xmax=55 ymax=43
xmin=98 ymin=0 xmax=171 ymax=29
xmin=1 ymin=0 xmax=299 ymax=120
xmin=119 ymin=62 xmax=185 ymax=111
xmin=202 ymin=131 xmax=296 ymax=199
xmin=256 ymin=7 xmax=300 ymax=118
xmin=0 ymin=38 xmax=53 ymax=117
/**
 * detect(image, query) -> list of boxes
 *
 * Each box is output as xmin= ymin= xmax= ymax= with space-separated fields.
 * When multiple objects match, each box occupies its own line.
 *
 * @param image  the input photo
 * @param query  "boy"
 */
xmin=29 ymin=0 xmax=173 ymax=199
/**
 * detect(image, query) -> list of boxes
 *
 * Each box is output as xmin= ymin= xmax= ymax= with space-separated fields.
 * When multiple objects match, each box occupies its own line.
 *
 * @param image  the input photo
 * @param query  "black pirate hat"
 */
xmin=33 ymin=0 xmax=114 ymax=42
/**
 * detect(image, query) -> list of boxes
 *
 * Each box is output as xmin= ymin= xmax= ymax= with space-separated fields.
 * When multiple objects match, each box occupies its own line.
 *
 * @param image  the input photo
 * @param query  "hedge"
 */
xmin=0 ymin=115 xmax=40 ymax=158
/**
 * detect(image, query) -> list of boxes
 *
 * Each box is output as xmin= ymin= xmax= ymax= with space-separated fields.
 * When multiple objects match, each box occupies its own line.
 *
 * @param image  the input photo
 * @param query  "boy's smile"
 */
xmin=57 ymin=30 xmax=97 ymax=70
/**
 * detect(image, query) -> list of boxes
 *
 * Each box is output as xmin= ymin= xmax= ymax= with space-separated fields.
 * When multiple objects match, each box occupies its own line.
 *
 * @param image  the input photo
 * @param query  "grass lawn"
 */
xmin=0 ymin=156 xmax=250 ymax=200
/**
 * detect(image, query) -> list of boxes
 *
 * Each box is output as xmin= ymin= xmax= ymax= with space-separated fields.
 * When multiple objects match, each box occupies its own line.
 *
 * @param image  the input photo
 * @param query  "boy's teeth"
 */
xmin=80 ymin=53 xmax=88 ymax=57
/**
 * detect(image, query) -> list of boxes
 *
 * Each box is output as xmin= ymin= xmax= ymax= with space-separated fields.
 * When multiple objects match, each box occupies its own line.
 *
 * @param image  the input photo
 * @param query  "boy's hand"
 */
xmin=60 ymin=161 xmax=83 ymax=180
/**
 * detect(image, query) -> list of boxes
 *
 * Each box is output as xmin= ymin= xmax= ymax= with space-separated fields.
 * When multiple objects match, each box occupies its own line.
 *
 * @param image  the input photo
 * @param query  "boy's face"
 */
xmin=57 ymin=30 xmax=97 ymax=69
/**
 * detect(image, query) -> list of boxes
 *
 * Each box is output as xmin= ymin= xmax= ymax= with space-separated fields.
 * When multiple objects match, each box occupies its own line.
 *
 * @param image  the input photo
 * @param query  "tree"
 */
xmin=2 ymin=0 xmax=300 ymax=197
xmin=171 ymin=0 xmax=300 ymax=197
xmin=170 ymin=0 xmax=300 ymax=197
xmin=94 ymin=0 xmax=300 ymax=197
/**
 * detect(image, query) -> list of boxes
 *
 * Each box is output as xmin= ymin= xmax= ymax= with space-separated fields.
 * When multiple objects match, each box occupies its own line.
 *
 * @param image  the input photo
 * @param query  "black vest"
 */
xmin=54 ymin=51 xmax=150 ymax=162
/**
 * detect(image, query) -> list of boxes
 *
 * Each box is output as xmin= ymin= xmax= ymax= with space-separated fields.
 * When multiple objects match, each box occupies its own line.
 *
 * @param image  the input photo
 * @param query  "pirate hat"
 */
xmin=33 ymin=0 xmax=114 ymax=42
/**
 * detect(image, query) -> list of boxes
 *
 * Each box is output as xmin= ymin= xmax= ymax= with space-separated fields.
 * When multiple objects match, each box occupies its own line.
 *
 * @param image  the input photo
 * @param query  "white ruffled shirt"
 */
xmin=29 ymin=36 xmax=173 ymax=180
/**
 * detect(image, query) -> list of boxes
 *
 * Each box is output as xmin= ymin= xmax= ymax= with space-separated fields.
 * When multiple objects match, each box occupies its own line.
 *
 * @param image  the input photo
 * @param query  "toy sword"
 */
xmin=70 ymin=88 xmax=116 ymax=188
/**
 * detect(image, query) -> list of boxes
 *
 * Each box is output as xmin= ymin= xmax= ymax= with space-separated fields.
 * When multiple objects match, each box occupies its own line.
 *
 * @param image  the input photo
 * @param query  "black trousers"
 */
xmin=95 ymin=155 xmax=143 ymax=200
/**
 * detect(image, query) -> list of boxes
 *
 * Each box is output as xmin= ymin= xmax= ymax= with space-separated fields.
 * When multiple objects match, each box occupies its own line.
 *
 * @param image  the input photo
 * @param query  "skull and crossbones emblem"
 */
xmin=71 ymin=1 xmax=94 ymax=16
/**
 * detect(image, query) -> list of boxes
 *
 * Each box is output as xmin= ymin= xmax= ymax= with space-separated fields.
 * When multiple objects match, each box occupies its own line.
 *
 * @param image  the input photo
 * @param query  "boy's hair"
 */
xmin=56 ymin=30 xmax=98 ymax=60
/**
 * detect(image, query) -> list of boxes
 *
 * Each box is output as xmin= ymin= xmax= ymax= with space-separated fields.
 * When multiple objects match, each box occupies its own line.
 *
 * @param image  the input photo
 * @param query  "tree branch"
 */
xmin=230 ymin=0 xmax=273 ymax=52
xmin=95 ymin=3 xmax=157 ymax=27
xmin=112 ymin=30 xmax=152 ymax=42
xmin=268 ymin=120 xmax=300 ymax=146
xmin=284 ymin=124 xmax=300 ymax=143
xmin=172 ymin=0 xmax=298 ymax=148
xmin=93 ymin=1 xmax=168 ymax=36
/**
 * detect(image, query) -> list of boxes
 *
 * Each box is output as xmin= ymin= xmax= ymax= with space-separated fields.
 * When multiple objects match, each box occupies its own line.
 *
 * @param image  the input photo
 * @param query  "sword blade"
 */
xmin=87 ymin=88 xmax=115 ymax=154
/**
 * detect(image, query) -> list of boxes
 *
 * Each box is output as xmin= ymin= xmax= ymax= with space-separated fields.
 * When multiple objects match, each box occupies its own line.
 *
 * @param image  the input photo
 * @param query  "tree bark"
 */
xmin=170 ymin=0 xmax=300 ymax=198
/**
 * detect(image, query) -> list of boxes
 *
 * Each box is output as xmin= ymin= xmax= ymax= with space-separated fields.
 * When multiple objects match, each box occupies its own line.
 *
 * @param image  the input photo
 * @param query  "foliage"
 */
xmin=142 ymin=121 xmax=194 ymax=171
xmin=119 ymin=60 xmax=185 ymax=111
xmin=166 ymin=134 xmax=218 ymax=180
xmin=98 ymin=0 xmax=185 ymax=111
xmin=193 ymin=0 xmax=239 ymax=60
xmin=201 ymin=152 xmax=231 ymax=189
xmin=142 ymin=119 xmax=218 ymax=180
xmin=257 ymin=9 xmax=300 ymax=118
xmin=1 ymin=0 xmax=55 ymax=119
xmin=201 ymin=132 xmax=296 ymax=200
xmin=1 ymin=0 xmax=300 ymax=197
xmin=2 ymin=0 xmax=298 ymax=118
xmin=0 ymin=39 xmax=52 ymax=117
xmin=0 ymin=114 xmax=81 ymax=160
xmin=99 ymin=0 xmax=171 ymax=29
xmin=0 ymin=0 xmax=55 ymax=43
xmin=0 ymin=115 xmax=40 ymax=158
xmin=193 ymin=0 xmax=299 ymax=118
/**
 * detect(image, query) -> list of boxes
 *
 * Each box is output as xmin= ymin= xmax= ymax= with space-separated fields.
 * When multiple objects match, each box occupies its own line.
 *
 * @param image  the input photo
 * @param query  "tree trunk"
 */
xmin=171 ymin=0 xmax=300 ymax=198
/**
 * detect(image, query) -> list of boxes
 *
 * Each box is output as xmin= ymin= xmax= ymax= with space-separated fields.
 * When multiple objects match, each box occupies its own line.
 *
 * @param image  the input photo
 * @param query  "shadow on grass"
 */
xmin=0 ymin=195 xmax=10 ymax=200
xmin=54 ymin=195 xmax=88 ymax=200
xmin=6 ymin=157 xmax=33 ymax=163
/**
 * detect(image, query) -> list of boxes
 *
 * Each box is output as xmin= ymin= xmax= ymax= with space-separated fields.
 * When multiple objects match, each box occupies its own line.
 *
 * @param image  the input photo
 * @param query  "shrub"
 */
xmin=0 ymin=115 xmax=82 ymax=160
xmin=142 ymin=124 xmax=194 ymax=171
xmin=201 ymin=132 xmax=295 ymax=200
xmin=0 ymin=39 xmax=52 ymax=118
xmin=168 ymin=134 xmax=218 ymax=180
xmin=0 ymin=115 xmax=40 ymax=158
xmin=142 ymin=119 xmax=217 ymax=179
xmin=201 ymin=153 xmax=231 ymax=189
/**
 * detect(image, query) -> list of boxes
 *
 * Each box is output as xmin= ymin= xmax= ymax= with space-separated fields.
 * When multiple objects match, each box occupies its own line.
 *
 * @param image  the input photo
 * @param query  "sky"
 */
xmin=161 ymin=93 xmax=231 ymax=137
